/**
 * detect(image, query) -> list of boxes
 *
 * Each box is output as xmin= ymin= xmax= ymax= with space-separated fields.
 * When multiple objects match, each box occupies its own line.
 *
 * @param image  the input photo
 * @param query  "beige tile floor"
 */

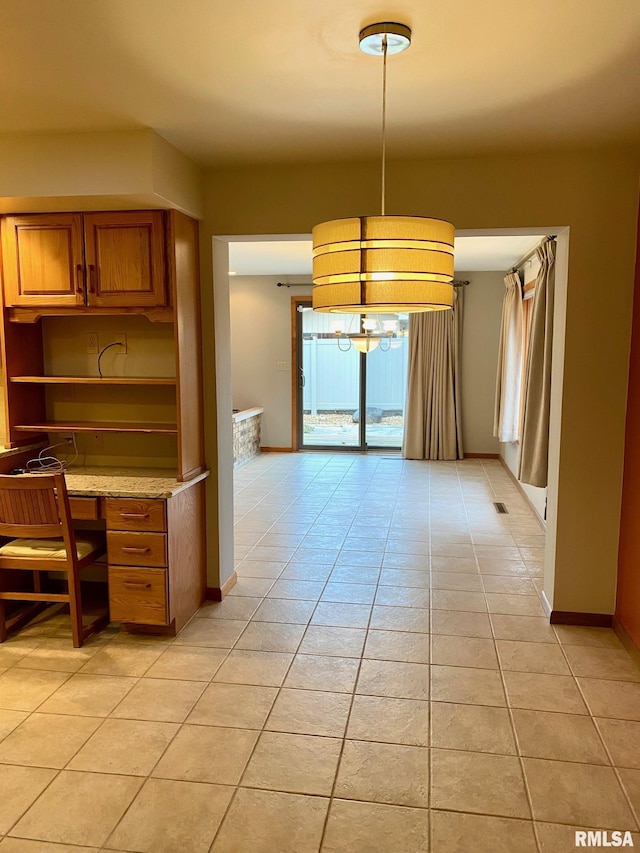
xmin=0 ymin=453 xmax=639 ymax=852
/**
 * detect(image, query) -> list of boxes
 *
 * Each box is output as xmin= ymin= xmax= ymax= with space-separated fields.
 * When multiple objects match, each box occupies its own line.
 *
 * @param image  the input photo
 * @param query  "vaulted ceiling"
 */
xmin=2 ymin=0 xmax=640 ymax=166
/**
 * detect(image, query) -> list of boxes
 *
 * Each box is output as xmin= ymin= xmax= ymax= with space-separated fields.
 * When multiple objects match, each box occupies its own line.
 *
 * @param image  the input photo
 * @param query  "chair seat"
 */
xmin=0 ymin=534 xmax=104 ymax=561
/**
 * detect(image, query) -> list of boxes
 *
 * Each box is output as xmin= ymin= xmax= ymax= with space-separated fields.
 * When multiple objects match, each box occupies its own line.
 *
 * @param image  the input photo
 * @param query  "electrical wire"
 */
xmin=26 ymin=433 xmax=79 ymax=473
xmin=97 ymin=341 xmax=125 ymax=377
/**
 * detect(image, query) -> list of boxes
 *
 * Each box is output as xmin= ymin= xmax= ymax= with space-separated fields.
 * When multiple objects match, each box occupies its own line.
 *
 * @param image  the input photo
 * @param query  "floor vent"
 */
xmin=494 ymin=502 xmax=509 ymax=514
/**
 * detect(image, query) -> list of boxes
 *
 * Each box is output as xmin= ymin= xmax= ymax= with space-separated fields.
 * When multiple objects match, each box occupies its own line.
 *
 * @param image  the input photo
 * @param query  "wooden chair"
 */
xmin=0 ymin=473 xmax=107 ymax=647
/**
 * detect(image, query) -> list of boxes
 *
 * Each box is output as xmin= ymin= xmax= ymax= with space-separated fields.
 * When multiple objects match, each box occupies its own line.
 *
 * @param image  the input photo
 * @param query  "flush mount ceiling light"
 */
xmin=312 ymin=22 xmax=455 ymax=314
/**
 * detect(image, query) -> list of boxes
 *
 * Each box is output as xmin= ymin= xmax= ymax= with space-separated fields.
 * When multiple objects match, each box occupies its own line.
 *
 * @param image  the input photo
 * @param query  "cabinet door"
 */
xmin=0 ymin=214 xmax=85 ymax=307
xmin=84 ymin=211 xmax=166 ymax=307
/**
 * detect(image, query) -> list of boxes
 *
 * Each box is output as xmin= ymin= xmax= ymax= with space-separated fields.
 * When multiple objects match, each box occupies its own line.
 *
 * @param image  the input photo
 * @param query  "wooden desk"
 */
xmin=65 ymin=468 xmax=208 ymax=635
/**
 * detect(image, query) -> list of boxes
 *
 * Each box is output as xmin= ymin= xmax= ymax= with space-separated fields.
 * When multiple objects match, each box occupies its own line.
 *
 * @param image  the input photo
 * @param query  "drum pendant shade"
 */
xmin=312 ymin=215 xmax=455 ymax=313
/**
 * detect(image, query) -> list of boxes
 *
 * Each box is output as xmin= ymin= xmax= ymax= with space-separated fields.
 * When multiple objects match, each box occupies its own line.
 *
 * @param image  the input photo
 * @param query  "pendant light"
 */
xmin=312 ymin=22 xmax=455 ymax=314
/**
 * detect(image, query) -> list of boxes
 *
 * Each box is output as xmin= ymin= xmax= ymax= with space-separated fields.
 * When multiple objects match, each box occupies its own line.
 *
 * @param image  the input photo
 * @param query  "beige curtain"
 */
xmin=402 ymin=288 xmax=464 ymax=460
xmin=493 ymin=272 xmax=524 ymax=442
xmin=518 ymin=240 xmax=556 ymax=487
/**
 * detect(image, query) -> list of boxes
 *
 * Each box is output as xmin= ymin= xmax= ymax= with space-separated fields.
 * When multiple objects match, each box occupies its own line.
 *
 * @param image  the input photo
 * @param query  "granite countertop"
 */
xmin=62 ymin=466 xmax=209 ymax=499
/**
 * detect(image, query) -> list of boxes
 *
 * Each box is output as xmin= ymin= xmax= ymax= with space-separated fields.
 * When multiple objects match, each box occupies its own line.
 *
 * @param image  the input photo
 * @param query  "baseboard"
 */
xmin=550 ymin=610 xmax=613 ymax=627
xmin=498 ymin=455 xmax=546 ymax=531
xmin=464 ymin=452 xmax=500 ymax=459
xmin=261 ymin=446 xmax=293 ymax=453
xmin=613 ymin=617 xmax=640 ymax=666
xmin=540 ymin=589 xmax=552 ymax=618
xmin=205 ymin=571 xmax=238 ymax=602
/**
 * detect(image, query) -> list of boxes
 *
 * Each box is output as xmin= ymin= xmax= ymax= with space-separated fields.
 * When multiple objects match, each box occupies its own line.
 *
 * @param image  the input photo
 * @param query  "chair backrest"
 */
xmin=0 ymin=473 xmax=72 ymax=541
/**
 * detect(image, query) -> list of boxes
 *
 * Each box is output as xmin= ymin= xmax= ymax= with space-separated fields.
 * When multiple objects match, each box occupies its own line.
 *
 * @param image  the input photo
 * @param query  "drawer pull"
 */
xmin=122 ymin=546 xmax=151 ymax=554
xmin=123 ymin=581 xmax=152 ymax=588
xmin=119 ymin=512 xmax=150 ymax=519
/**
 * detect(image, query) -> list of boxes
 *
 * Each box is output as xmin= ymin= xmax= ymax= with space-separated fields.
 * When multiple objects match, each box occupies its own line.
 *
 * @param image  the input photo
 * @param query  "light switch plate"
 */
xmin=276 ymin=361 xmax=289 ymax=371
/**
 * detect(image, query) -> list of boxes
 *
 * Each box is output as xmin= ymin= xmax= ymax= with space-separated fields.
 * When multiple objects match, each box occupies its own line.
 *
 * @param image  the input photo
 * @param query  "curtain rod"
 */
xmin=511 ymin=236 xmax=556 ymax=273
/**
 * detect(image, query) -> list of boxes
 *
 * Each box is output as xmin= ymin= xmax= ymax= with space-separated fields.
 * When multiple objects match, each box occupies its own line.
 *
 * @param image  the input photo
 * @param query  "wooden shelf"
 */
xmin=7 ymin=306 xmax=174 ymax=324
xmin=10 ymin=376 xmax=177 ymax=386
xmin=13 ymin=421 xmax=178 ymax=435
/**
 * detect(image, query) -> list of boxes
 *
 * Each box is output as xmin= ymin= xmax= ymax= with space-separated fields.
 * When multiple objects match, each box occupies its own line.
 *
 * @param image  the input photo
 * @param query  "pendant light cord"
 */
xmin=381 ymin=34 xmax=388 ymax=216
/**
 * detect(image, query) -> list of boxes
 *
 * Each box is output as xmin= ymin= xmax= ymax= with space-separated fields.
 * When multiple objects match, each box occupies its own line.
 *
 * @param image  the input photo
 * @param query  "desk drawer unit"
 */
xmin=107 ymin=531 xmax=167 ymax=568
xmin=107 ymin=497 xmax=169 ymax=626
xmin=105 ymin=498 xmax=166 ymax=532
xmin=108 ymin=567 xmax=168 ymax=625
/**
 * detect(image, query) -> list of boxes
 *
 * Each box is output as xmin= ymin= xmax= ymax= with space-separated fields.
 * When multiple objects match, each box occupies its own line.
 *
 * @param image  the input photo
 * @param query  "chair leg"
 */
xmin=0 ymin=598 xmax=7 ymax=643
xmin=67 ymin=570 xmax=85 ymax=649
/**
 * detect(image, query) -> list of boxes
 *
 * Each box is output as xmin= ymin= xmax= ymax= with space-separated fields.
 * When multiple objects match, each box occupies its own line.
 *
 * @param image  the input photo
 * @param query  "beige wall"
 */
xmin=201 ymin=149 xmax=640 ymax=612
xmin=0 ymin=130 xmax=204 ymax=219
xmin=230 ymin=276 xmax=312 ymax=448
xmin=459 ymin=271 xmax=503 ymax=455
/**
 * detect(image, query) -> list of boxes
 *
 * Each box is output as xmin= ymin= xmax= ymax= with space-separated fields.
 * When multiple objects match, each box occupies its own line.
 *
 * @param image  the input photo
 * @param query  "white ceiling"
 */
xmin=228 ymin=235 xmax=546 ymax=275
xmin=1 ymin=0 xmax=639 ymax=165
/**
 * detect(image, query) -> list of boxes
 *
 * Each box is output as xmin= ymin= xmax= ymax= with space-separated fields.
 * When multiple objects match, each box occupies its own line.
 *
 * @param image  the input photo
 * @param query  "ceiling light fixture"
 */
xmin=312 ymin=22 xmax=455 ymax=314
xmin=334 ymin=314 xmax=407 ymax=354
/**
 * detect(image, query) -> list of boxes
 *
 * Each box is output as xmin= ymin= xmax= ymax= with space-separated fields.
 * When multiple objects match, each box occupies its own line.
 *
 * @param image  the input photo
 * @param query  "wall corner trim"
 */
xmin=613 ymin=616 xmax=640 ymax=664
xmin=206 ymin=571 xmax=238 ymax=602
xmin=498 ymin=454 xmax=546 ymax=531
xmin=549 ymin=610 xmax=613 ymax=627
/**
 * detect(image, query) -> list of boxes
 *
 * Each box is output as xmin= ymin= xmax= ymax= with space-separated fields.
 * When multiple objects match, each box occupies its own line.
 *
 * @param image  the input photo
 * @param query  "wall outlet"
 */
xmin=86 ymin=332 xmax=99 ymax=354
xmin=276 ymin=361 xmax=289 ymax=371
xmin=100 ymin=332 xmax=127 ymax=354
xmin=112 ymin=332 xmax=127 ymax=354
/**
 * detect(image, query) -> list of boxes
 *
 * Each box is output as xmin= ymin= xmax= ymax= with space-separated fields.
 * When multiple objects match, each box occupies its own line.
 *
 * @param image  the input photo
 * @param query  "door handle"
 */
xmin=75 ymin=264 xmax=85 ymax=295
xmin=299 ymin=368 xmax=305 ymax=388
xmin=88 ymin=264 xmax=97 ymax=294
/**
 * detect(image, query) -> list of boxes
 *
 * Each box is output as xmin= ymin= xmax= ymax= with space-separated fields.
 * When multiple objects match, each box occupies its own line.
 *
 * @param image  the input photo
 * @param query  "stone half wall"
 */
xmin=232 ymin=408 xmax=263 ymax=467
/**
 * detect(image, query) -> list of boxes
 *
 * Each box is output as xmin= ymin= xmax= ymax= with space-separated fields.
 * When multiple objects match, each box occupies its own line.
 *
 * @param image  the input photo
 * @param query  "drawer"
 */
xmin=107 ymin=531 xmax=167 ymax=567
xmin=68 ymin=496 xmax=100 ymax=520
xmin=108 ymin=567 xmax=168 ymax=625
xmin=105 ymin=498 xmax=166 ymax=532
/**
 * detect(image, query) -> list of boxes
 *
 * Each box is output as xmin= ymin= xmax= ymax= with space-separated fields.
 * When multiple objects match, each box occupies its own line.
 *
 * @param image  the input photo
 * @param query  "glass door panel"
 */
xmin=299 ymin=307 xmax=362 ymax=448
xmin=364 ymin=314 xmax=408 ymax=449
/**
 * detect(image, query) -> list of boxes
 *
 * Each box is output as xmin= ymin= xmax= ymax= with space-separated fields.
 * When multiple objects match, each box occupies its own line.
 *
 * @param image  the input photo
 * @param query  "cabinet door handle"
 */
xmin=119 ymin=512 xmax=150 ymax=519
xmin=88 ymin=264 xmax=97 ymax=294
xmin=123 ymin=581 xmax=152 ymax=588
xmin=122 ymin=546 xmax=151 ymax=554
xmin=75 ymin=264 xmax=85 ymax=294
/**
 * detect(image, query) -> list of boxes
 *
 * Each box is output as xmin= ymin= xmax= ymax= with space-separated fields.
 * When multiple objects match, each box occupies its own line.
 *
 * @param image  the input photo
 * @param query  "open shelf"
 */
xmin=10 ymin=376 xmax=177 ymax=386
xmin=13 ymin=421 xmax=178 ymax=435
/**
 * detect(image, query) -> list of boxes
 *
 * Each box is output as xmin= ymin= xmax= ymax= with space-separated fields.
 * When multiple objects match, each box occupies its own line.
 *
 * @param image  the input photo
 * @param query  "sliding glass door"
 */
xmin=296 ymin=303 xmax=408 ymax=451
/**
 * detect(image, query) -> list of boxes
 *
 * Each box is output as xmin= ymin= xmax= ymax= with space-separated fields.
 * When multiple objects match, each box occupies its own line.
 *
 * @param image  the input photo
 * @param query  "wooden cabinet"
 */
xmin=0 ymin=210 xmax=204 ymax=483
xmin=1 ymin=211 xmax=166 ymax=309
xmin=105 ymin=483 xmax=205 ymax=633
xmin=1 ymin=214 xmax=85 ymax=307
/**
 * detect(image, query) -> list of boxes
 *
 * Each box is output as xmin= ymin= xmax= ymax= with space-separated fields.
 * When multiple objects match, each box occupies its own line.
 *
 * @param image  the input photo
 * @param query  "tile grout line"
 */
xmin=213 ymin=453 xmax=388 ymax=850
xmin=316 ymin=453 xmax=403 ymax=851
xmin=456 ymin=459 xmax=543 ymax=853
